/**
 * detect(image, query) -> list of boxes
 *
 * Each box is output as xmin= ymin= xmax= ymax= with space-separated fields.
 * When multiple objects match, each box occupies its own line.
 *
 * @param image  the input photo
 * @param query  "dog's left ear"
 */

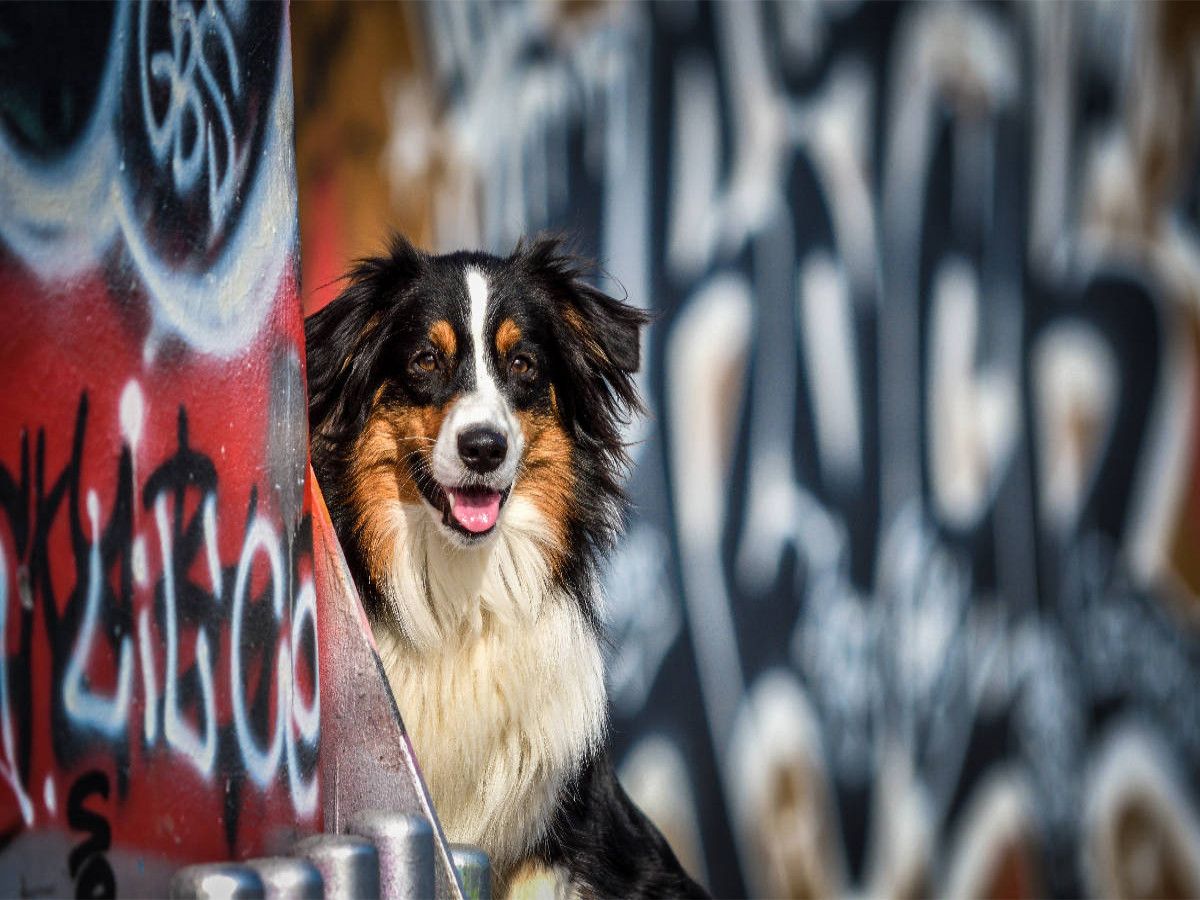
xmin=561 ymin=276 xmax=645 ymax=376
xmin=517 ymin=236 xmax=649 ymax=443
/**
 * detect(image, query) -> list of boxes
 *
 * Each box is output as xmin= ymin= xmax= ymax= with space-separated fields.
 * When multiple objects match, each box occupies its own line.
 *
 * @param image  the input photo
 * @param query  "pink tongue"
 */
xmin=450 ymin=489 xmax=502 ymax=533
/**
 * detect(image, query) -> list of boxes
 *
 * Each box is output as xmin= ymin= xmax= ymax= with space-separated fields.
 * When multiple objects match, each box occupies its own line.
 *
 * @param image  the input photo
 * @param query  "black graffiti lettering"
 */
xmin=66 ymin=769 xmax=114 ymax=899
xmin=74 ymin=855 xmax=116 ymax=900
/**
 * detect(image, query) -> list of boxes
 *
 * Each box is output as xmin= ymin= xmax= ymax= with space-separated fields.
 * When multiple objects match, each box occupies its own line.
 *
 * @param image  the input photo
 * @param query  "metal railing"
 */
xmin=170 ymin=812 xmax=490 ymax=900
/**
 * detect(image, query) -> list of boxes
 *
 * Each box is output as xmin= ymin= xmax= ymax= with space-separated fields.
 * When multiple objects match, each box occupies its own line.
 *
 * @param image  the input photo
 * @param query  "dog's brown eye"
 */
xmin=413 ymin=351 xmax=438 ymax=373
xmin=511 ymin=355 xmax=534 ymax=376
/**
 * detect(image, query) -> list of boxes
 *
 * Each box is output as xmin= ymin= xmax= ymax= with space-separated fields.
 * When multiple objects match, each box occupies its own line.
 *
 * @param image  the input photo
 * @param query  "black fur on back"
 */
xmin=541 ymin=755 xmax=710 ymax=899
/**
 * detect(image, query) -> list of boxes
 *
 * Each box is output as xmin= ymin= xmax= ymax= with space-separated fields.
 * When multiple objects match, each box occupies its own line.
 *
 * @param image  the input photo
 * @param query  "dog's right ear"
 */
xmin=305 ymin=234 xmax=425 ymax=448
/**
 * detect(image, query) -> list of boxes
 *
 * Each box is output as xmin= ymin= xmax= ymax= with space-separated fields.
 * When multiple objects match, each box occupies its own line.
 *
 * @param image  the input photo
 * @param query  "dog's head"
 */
xmin=306 ymin=235 xmax=646 ymax=598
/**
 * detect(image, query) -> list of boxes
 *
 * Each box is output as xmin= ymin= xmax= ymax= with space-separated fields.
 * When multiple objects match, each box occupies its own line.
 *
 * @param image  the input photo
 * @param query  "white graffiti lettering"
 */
xmin=139 ymin=0 xmax=245 ymax=237
xmin=62 ymin=491 xmax=135 ymax=741
xmin=231 ymin=515 xmax=287 ymax=788
xmin=2 ymin=395 xmax=321 ymax=822
xmin=286 ymin=578 xmax=320 ymax=816
xmin=155 ymin=493 xmax=217 ymax=776
xmin=137 ymin=607 xmax=159 ymax=744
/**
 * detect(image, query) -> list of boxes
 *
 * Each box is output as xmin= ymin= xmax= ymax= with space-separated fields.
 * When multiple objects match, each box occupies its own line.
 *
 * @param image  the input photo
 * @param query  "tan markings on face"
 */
xmin=350 ymin=398 xmax=451 ymax=577
xmin=495 ymin=318 xmax=522 ymax=357
xmin=428 ymin=319 xmax=457 ymax=358
xmin=512 ymin=409 xmax=574 ymax=571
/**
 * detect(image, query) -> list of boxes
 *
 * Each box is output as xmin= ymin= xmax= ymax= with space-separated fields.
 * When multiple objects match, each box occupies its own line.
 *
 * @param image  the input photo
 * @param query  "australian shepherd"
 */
xmin=305 ymin=235 xmax=707 ymax=898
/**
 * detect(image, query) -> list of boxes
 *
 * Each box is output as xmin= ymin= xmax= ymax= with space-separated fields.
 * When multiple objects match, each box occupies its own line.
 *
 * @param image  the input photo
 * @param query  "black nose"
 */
xmin=458 ymin=427 xmax=507 ymax=473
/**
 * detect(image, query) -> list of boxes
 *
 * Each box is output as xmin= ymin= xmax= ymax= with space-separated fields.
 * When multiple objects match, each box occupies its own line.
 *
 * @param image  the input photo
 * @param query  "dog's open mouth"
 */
xmin=440 ymin=484 xmax=509 ymax=536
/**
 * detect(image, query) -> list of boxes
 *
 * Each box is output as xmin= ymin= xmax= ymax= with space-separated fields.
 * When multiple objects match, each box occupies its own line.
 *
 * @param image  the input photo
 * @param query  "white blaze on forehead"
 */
xmin=467 ymin=268 xmax=496 ymax=394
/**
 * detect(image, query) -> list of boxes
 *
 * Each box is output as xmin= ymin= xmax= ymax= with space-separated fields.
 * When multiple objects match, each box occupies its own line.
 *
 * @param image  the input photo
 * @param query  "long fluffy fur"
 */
xmin=306 ymin=235 xmax=706 ymax=898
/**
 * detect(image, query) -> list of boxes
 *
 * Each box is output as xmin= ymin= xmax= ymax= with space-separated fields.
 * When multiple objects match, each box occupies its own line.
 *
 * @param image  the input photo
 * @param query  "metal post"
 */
xmin=346 ymin=811 xmax=435 ymax=900
xmin=294 ymin=833 xmax=382 ymax=900
xmin=243 ymin=858 xmax=324 ymax=899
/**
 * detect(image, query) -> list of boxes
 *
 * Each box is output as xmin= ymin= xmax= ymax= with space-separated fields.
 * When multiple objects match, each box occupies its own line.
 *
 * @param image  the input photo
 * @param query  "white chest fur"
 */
xmin=370 ymin=494 xmax=607 ymax=873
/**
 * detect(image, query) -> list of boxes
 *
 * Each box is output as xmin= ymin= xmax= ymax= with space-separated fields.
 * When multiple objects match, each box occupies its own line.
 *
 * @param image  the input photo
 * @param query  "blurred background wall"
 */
xmin=292 ymin=2 xmax=1200 ymax=896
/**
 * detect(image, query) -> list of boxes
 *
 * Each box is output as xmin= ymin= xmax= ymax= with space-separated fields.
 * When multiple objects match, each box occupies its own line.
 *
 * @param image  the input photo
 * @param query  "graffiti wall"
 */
xmin=0 ymin=2 xmax=321 ymax=894
xmin=292 ymin=1 xmax=1200 ymax=897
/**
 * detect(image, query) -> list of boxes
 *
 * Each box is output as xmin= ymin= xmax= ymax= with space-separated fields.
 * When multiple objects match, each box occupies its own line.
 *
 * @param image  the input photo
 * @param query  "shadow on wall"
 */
xmin=292 ymin=2 xmax=1200 ymax=897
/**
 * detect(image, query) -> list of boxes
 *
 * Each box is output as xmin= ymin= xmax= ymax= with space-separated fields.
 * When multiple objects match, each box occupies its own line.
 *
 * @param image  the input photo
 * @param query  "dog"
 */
xmin=305 ymin=234 xmax=707 ymax=899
